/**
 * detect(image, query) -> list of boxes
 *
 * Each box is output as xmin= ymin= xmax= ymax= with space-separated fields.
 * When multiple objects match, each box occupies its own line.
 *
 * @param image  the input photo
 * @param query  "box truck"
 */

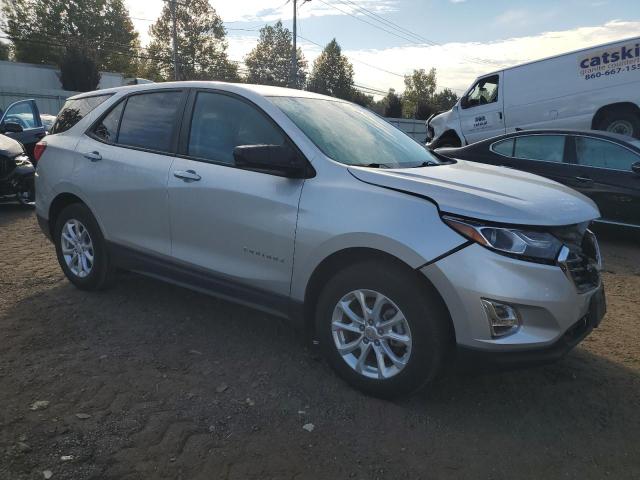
xmin=426 ymin=36 xmax=640 ymax=148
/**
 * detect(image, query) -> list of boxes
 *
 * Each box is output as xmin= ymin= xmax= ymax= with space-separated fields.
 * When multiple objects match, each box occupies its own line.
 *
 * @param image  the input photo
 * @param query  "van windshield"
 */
xmin=269 ymin=96 xmax=441 ymax=168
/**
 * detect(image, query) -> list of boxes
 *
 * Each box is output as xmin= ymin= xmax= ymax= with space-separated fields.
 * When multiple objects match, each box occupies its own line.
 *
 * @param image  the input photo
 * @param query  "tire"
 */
xmin=53 ymin=203 xmax=115 ymax=291
xmin=596 ymin=109 xmax=640 ymax=139
xmin=437 ymin=136 xmax=461 ymax=149
xmin=315 ymin=260 xmax=452 ymax=398
xmin=16 ymin=177 xmax=35 ymax=208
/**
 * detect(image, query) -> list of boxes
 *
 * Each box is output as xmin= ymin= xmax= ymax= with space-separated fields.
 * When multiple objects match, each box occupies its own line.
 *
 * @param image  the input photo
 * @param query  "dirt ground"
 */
xmin=1 ymin=205 xmax=639 ymax=480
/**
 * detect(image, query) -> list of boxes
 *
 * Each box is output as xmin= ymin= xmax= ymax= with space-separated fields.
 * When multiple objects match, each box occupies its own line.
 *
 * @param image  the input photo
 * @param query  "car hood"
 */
xmin=348 ymin=160 xmax=600 ymax=226
xmin=0 ymin=133 xmax=23 ymax=158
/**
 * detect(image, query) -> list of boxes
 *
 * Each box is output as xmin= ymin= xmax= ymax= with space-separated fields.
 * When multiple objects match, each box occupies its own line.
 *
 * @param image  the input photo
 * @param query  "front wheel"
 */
xmin=16 ymin=177 xmax=35 ymax=207
xmin=315 ymin=260 xmax=452 ymax=398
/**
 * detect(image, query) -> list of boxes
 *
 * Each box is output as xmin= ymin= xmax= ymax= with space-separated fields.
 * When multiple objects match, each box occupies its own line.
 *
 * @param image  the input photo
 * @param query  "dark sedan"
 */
xmin=436 ymin=130 xmax=640 ymax=228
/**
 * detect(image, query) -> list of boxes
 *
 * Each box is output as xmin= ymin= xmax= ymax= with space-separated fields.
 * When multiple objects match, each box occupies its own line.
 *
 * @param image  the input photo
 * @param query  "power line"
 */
xmin=318 ymin=0 xmax=498 ymax=68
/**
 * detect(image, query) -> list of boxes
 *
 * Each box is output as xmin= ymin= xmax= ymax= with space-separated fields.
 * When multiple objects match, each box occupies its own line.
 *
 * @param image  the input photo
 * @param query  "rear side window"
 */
xmin=117 ymin=91 xmax=183 ymax=153
xmin=187 ymin=92 xmax=285 ymax=164
xmin=513 ymin=135 xmax=565 ymax=162
xmin=491 ymin=138 xmax=514 ymax=156
xmin=575 ymin=136 xmax=639 ymax=171
xmin=92 ymin=101 xmax=124 ymax=143
xmin=51 ymin=94 xmax=111 ymax=134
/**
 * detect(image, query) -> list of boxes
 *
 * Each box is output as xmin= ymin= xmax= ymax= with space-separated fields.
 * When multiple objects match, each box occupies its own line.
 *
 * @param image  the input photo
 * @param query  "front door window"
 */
xmin=462 ymin=75 xmax=499 ymax=109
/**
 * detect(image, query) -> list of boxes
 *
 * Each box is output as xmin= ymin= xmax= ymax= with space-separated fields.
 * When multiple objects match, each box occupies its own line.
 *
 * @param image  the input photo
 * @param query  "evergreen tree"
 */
xmin=307 ymin=39 xmax=354 ymax=101
xmin=245 ymin=21 xmax=306 ymax=88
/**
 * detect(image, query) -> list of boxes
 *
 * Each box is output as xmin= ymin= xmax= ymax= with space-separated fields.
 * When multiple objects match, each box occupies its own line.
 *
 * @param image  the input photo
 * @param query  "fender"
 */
xmin=289 ymin=170 xmax=468 ymax=302
xmin=428 ymin=107 xmax=466 ymax=146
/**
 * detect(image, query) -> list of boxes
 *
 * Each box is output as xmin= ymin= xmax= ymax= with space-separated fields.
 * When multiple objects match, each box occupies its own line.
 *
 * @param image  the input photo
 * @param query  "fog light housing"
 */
xmin=481 ymin=299 xmax=521 ymax=337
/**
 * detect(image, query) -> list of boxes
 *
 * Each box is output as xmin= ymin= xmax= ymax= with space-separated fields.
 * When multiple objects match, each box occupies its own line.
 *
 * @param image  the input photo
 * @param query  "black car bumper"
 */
xmin=37 ymin=213 xmax=52 ymax=241
xmin=455 ymin=286 xmax=606 ymax=371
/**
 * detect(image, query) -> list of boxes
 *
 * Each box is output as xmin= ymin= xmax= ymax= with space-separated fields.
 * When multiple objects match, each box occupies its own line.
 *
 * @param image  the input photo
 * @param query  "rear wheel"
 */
xmin=315 ymin=260 xmax=452 ymax=398
xmin=596 ymin=109 xmax=640 ymax=138
xmin=53 ymin=203 xmax=115 ymax=290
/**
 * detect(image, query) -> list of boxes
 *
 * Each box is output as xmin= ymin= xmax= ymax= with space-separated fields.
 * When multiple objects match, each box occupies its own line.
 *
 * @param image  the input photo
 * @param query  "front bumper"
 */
xmin=421 ymin=243 xmax=604 ymax=356
xmin=456 ymin=287 xmax=604 ymax=369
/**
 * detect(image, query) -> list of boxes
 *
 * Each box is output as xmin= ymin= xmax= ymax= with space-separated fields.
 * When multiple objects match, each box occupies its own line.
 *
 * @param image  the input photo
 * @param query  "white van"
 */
xmin=426 ymin=36 xmax=640 ymax=148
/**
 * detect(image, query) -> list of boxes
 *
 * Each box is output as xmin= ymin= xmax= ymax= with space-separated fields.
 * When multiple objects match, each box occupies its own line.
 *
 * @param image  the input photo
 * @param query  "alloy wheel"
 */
xmin=331 ymin=289 xmax=412 ymax=380
xmin=61 ymin=219 xmax=94 ymax=278
xmin=606 ymin=120 xmax=634 ymax=136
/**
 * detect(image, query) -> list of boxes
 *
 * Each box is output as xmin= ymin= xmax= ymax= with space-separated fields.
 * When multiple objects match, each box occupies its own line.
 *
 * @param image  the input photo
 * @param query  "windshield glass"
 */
xmin=269 ymin=96 xmax=441 ymax=168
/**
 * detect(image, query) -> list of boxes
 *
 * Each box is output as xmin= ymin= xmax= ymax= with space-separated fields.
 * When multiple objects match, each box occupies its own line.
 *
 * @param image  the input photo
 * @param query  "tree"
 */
xmin=350 ymin=89 xmax=373 ymax=108
xmin=307 ymin=39 xmax=354 ymax=101
xmin=402 ymin=68 xmax=437 ymax=119
xmin=0 ymin=42 xmax=9 ymax=61
xmin=1 ymin=0 xmax=140 ymax=77
xmin=432 ymin=88 xmax=459 ymax=112
xmin=59 ymin=46 xmax=101 ymax=92
xmin=145 ymin=0 xmax=238 ymax=82
xmin=382 ymin=88 xmax=402 ymax=117
xmin=245 ymin=21 xmax=306 ymax=88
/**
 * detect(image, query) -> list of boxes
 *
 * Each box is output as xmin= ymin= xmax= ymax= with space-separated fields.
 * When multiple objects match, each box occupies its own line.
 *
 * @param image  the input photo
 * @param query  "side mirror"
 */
xmin=632 ymin=161 xmax=640 ymax=175
xmin=460 ymin=96 xmax=468 ymax=109
xmin=233 ymin=144 xmax=308 ymax=178
xmin=1 ymin=122 xmax=24 ymax=134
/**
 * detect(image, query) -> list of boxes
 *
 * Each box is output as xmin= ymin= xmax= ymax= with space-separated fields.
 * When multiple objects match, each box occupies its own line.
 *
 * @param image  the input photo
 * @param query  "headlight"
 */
xmin=443 ymin=215 xmax=563 ymax=263
xmin=14 ymin=154 xmax=32 ymax=167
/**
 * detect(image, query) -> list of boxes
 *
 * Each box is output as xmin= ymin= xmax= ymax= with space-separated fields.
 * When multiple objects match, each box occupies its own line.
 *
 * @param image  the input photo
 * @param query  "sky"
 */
xmin=125 ymin=0 xmax=640 ymax=96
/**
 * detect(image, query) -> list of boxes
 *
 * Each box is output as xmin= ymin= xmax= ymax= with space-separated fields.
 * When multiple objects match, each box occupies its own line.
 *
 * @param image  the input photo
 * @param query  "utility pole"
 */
xmin=290 ymin=0 xmax=297 ymax=87
xmin=170 ymin=0 xmax=179 ymax=80
xmin=289 ymin=0 xmax=309 ymax=87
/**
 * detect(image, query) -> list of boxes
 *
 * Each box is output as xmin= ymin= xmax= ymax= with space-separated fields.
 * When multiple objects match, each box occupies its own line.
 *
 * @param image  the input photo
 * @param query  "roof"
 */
xmin=69 ymin=81 xmax=338 ymax=102
xmin=477 ymin=35 xmax=640 ymax=78
xmin=473 ymin=129 xmax=640 ymax=151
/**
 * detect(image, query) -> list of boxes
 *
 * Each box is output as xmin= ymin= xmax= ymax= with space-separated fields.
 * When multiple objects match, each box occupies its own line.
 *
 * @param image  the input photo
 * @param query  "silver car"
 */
xmin=35 ymin=82 xmax=605 ymax=398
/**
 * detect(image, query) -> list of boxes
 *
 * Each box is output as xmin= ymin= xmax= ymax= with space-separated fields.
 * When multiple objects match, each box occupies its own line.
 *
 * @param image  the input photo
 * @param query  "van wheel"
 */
xmin=597 ymin=109 xmax=640 ymax=138
xmin=53 ymin=203 xmax=115 ymax=291
xmin=436 ymin=135 xmax=461 ymax=148
xmin=315 ymin=260 xmax=452 ymax=398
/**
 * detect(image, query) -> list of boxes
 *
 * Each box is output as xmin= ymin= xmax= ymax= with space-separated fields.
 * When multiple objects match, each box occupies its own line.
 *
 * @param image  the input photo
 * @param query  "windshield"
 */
xmin=269 ymin=96 xmax=441 ymax=168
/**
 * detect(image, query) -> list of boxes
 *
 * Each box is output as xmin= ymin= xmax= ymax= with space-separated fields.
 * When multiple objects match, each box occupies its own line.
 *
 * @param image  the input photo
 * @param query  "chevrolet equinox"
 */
xmin=35 ymin=82 xmax=606 ymax=397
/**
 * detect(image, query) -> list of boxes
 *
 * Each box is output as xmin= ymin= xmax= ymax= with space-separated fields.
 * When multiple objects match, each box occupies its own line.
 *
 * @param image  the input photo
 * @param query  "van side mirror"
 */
xmin=632 ymin=161 xmax=640 ymax=175
xmin=1 ymin=122 xmax=24 ymax=134
xmin=460 ymin=96 xmax=468 ymax=109
xmin=233 ymin=144 xmax=308 ymax=178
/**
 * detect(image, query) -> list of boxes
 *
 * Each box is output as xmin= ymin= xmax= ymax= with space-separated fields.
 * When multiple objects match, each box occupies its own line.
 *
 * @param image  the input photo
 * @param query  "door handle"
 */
xmin=83 ymin=151 xmax=102 ymax=162
xmin=173 ymin=169 xmax=201 ymax=182
xmin=574 ymin=176 xmax=593 ymax=184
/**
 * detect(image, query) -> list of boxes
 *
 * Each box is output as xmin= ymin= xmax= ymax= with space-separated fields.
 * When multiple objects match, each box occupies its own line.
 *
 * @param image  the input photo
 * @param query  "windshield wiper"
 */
xmin=361 ymin=163 xmax=392 ymax=169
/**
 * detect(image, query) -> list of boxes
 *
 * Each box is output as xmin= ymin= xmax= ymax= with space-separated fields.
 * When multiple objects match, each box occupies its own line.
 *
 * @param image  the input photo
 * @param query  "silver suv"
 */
xmin=35 ymin=82 xmax=605 ymax=397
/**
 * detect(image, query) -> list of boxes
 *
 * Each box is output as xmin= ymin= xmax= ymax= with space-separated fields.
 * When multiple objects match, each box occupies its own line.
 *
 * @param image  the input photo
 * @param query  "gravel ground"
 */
xmin=1 ymin=205 xmax=639 ymax=480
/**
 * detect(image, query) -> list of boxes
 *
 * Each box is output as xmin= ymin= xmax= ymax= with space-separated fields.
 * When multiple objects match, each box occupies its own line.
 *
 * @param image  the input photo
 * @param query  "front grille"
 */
xmin=560 ymin=230 xmax=601 ymax=293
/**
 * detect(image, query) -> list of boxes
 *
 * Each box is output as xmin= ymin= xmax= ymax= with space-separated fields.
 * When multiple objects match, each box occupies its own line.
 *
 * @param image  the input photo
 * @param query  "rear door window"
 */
xmin=575 ymin=136 xmax=640 ymax=171
xmin=513 ymin=135 xmax=565 ymax=162
xmin=117 ymin=91 xmax=183 ymax=153
xmin=51 ymin=94 xmax=111 ymax=134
